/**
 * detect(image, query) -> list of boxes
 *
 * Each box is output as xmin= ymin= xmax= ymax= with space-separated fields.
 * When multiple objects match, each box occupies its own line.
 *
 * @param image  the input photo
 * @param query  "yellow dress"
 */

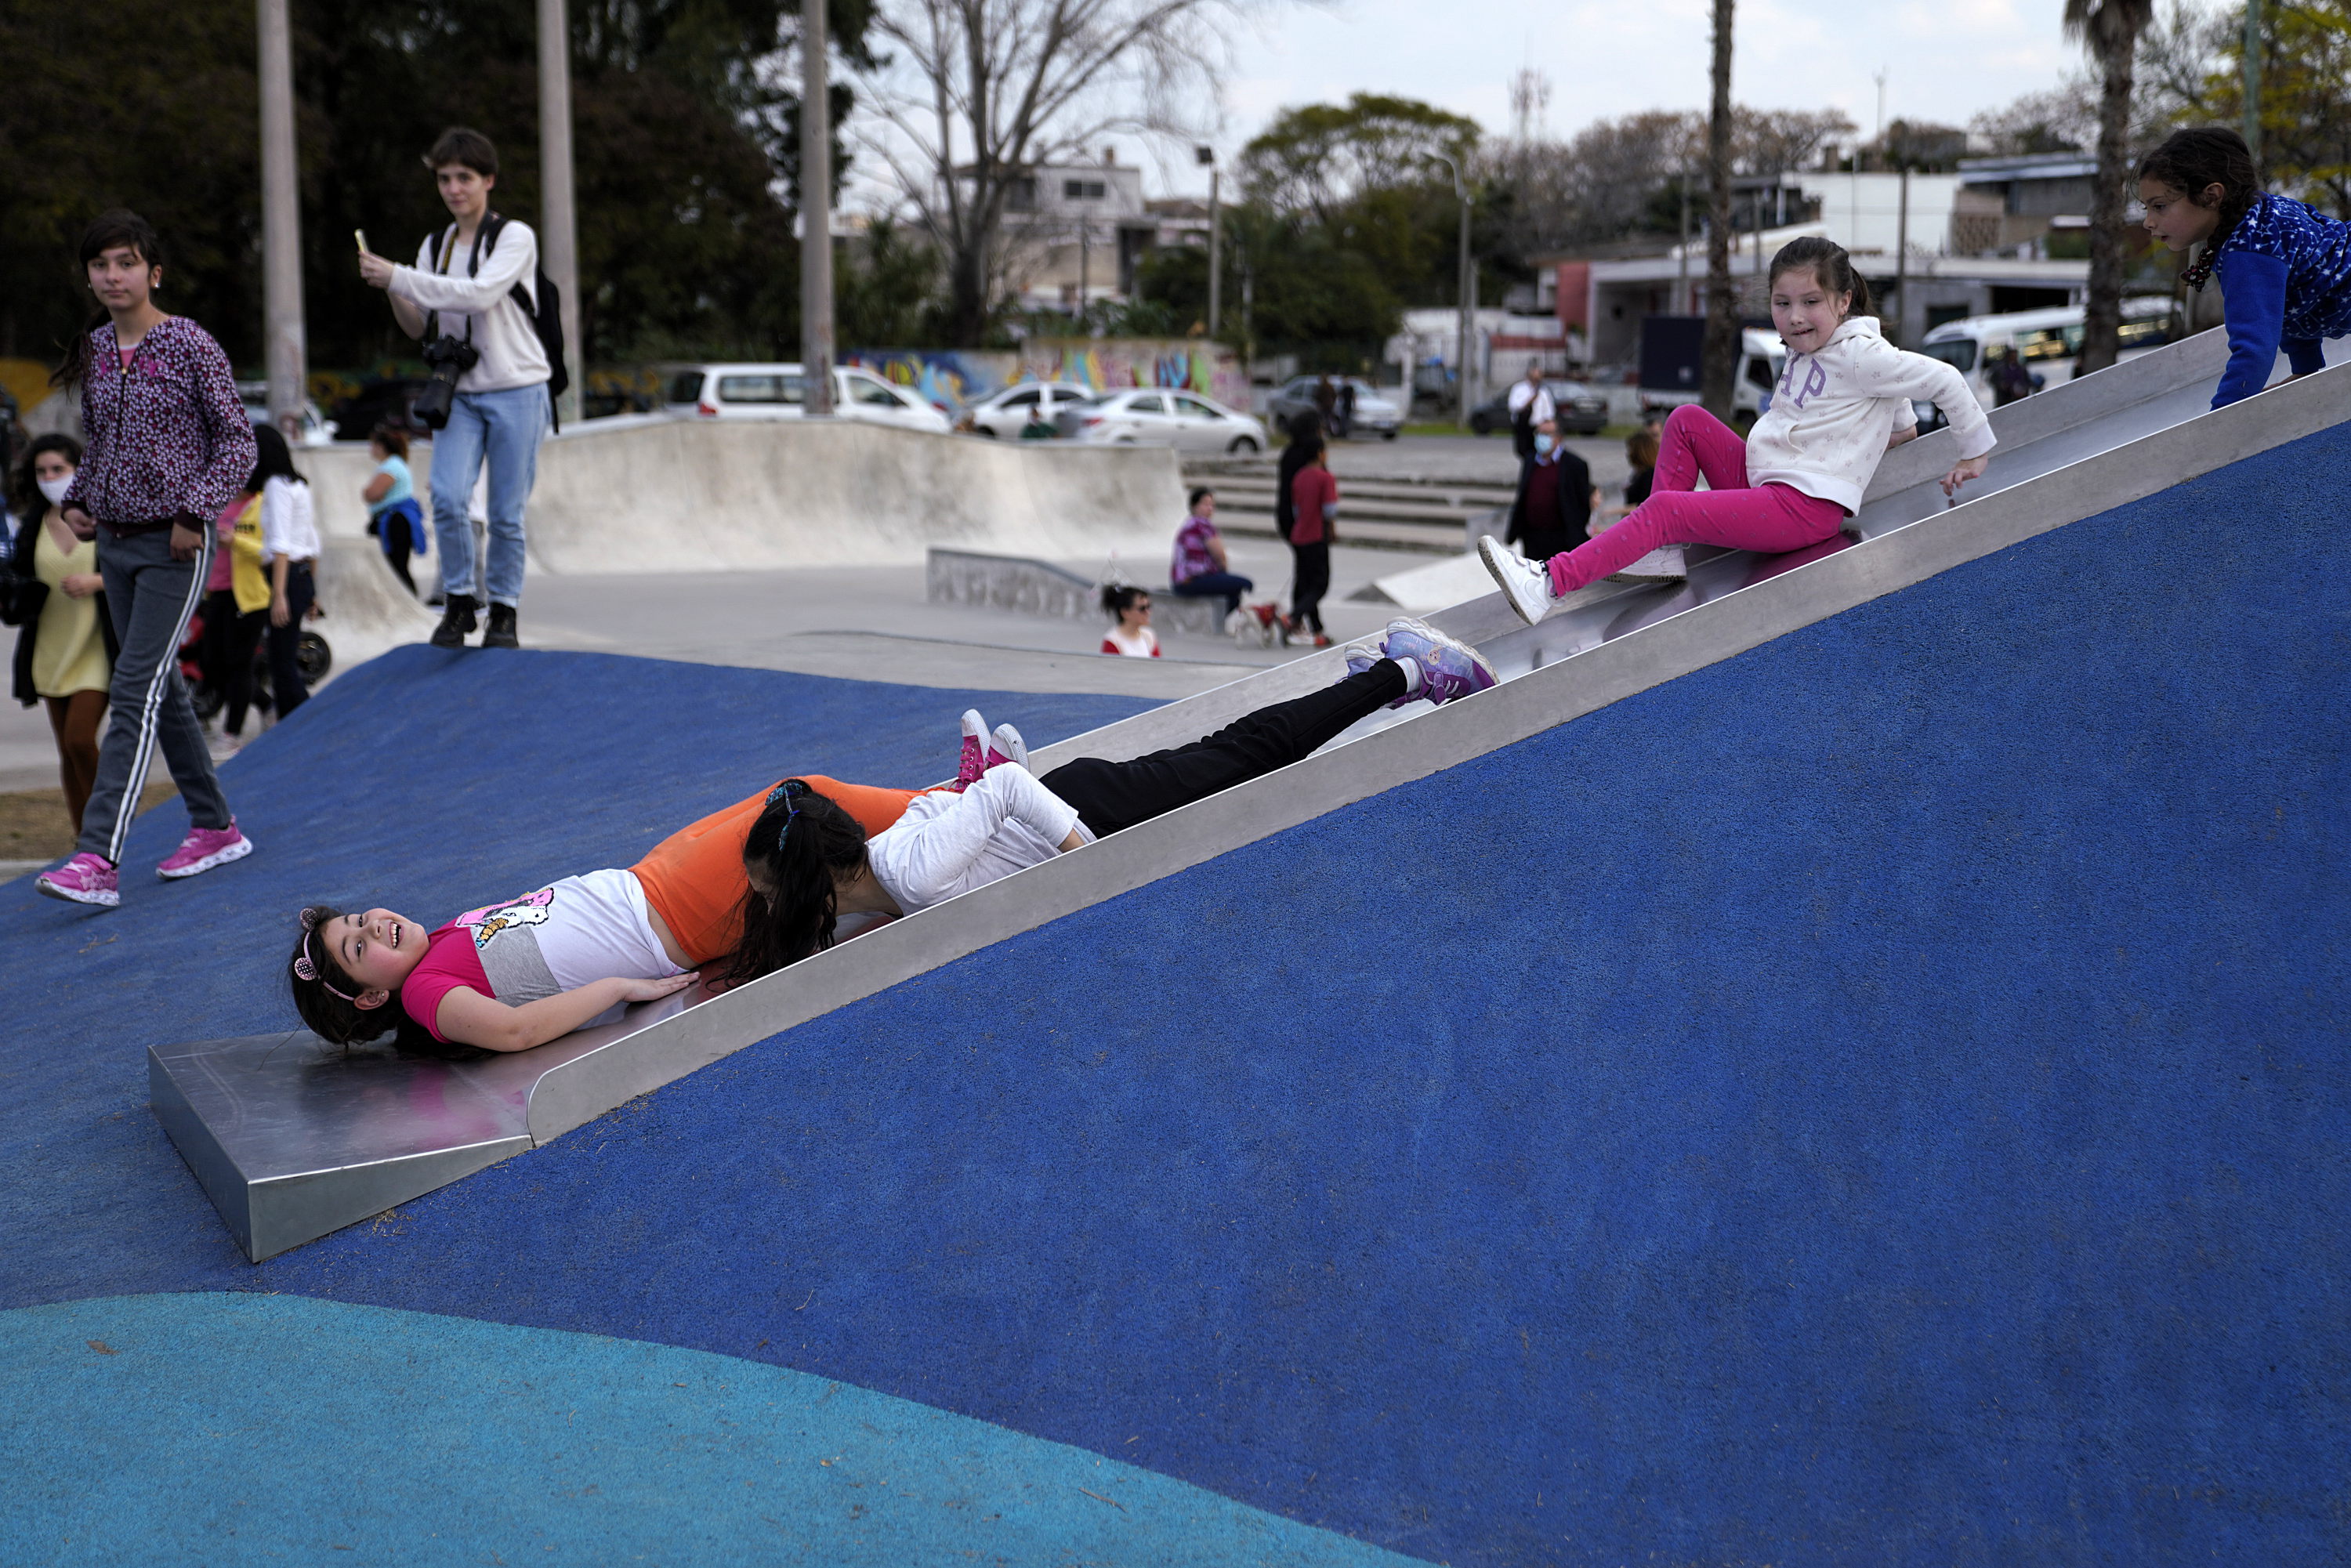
xmin=31 ymin=518 xmax=109 ymax=699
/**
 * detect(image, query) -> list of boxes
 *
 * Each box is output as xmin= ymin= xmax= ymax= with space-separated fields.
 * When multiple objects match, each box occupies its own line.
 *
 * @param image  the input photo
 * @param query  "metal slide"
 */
xmin=154 ymin=329 xmax=2349 ymax=1260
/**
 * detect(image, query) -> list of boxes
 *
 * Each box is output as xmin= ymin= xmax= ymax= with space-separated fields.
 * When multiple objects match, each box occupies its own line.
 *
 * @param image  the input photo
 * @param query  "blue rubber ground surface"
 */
xmin=0 ymin=1294 xmax=1419 ymax=1566
xmin=5 ymin=423 xmax=2348 ymax=1563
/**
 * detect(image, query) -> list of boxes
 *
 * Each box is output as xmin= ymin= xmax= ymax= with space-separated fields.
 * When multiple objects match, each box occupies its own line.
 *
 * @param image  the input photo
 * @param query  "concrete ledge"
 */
xmin=926 ymin=548 xmax=1226 ymax=637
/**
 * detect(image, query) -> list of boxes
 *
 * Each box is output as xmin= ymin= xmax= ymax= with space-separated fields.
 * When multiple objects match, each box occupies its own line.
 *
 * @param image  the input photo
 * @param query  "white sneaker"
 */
xmin=208 ymin=732 xmax=243 ymax=762
xmin=1479 ymin=534 xmax=1556 ymax=627
xmin=1608 ymin=546 xmax=1688 ymax=583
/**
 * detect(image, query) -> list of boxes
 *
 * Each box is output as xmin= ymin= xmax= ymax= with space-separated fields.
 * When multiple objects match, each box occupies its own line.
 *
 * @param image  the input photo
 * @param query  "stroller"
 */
xmin=177 ymin=606 xmax=331 ymax=726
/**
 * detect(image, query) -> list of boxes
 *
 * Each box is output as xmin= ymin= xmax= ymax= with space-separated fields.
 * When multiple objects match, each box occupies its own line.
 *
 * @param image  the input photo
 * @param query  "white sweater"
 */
xmin=258 ymin=476 xmax=318 ymax=563
xmin=865 ymin=765 xmax=1093 ymax=914
xmin=1746 ymin=317 xmax=1994 ymax=512
xmin=390 ymin=220 xmax=551 ymax=394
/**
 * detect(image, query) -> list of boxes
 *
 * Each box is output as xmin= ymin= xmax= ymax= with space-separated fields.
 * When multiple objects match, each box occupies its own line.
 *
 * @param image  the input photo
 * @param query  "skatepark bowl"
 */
xmin=2 ymin=329 xmax=2346 ymax=1563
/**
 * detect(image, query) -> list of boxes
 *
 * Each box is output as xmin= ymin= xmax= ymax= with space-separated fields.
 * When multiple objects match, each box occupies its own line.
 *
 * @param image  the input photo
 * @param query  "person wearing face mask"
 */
xmin=2 ymin=434 xmax=118 ymax=838
xmin=1502 ymin=418 xmax=1599 ymax=569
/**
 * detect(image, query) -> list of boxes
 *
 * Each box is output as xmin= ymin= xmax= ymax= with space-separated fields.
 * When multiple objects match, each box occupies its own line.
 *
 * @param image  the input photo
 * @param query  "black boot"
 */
xmin=481 ymin=602 xmax=520 ymax=650
xmin=429 ymin=593 xmax=478 ymax=648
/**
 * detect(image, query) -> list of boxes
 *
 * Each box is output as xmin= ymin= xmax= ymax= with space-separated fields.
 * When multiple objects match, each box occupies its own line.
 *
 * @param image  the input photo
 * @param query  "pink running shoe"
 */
xmin=35 ymin=852 xmax=119 ymax=908
xmin=157 ymin=820 xmax=255 ymax=881
xmin=948 ymin=709 xmax=991 ymax=792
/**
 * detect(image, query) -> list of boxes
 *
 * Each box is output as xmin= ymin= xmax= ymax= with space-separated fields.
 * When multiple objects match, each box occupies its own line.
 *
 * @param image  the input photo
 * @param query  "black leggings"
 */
xmin=266 ymin=563 xmax=314 ymax=719
xmin=201 ymin=589 xmax=266 ymax=736
xmin=1289 ymin=541 xmax=1330 ymax=633
xmin=384 ymin=537 xmax=416 ymax=595
xmin=1041 ymin=661 xmax=1405 ymax=838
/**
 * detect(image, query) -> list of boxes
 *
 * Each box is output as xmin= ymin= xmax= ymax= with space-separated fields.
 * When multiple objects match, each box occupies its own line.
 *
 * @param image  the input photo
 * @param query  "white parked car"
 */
xmin=964 ymin=380 xmax=1095 ymax=439
xmin=1055 ymin=389 xmax=1269 ymax=454
xmin=664 ymin=363 xmax=953 ymax=433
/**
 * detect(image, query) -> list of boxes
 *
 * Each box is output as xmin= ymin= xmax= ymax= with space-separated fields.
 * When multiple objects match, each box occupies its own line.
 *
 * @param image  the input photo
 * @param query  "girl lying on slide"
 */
xmin=1479 ymin=236 xmax=1995 ymax=621
xmin=721 ymin=617 xmax=1496 ymax=984
xmin=288 ymin=775 xmax=939 ymax=1059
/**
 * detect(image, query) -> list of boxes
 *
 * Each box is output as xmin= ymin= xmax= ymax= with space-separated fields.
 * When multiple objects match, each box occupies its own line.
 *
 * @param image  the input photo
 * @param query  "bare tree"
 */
xmin=2066 ymin=0 xmax=2157 ymax=374
xmin=1700 ymin=0 xmax=1739 ymax=418
xmin=857 ymin=0 xmax=1244 ymax=345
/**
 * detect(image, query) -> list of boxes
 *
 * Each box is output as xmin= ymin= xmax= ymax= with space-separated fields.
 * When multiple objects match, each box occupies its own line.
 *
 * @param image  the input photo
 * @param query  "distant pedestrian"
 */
xmin=362 ymin=422 xmax=426 ymax=595
xmin=252 ymin=425 xmax=319 ymax=722
xmin=1286 ymin=434 xmax=1336 ymax=646
xmin=202 ymin=483 xmax=269 ymax=754
xmin=1334 ymin=378 xmax=1357 ymax=440
xmin=1505 ymin=418 xmax=1599 ymax=566
xmin=1168 ymin=487 xmax=1253 ymax=621
xmin=36 ymin=210 xmax=256 ymax=911
xmin=1099 ymin=585 xmax=1160 ymax=657
xmin=3 ymin=435 xmax=115 ymax=838
xmin=1987 ymin=346 xmax=2034 ymax=407
xmin=1507 ymin=360 xmax=1556 ymax=458
xmin=1313 ymin=374 xmax=1339 ymax=425
xmin=1603 ymin=421 xmax=1663 ymax=534
xmin=1274 ymin=411 xmax=1321 ymax=544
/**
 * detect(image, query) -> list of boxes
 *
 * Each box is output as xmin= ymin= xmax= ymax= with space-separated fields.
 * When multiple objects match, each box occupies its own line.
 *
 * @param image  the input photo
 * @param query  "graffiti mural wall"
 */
xmin=843 ymin=340 xmax=1248 ymax=413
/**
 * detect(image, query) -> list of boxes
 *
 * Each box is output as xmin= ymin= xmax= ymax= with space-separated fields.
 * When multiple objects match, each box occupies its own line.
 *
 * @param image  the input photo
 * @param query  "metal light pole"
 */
xmin=537 ymin=0 xmax=581 ymax=427
xmin=1430 ymin=150 xmax=1472 ymax=428
xmin=1200 ymin=145 xmax=1222 ymax=344
xmin=255 ymin=0 xmax=305 ymax=437
xmin=2242 ymin=0 xmax=2262 ymax=166
xmin=800 ymin=0 xmax=835 ymax=417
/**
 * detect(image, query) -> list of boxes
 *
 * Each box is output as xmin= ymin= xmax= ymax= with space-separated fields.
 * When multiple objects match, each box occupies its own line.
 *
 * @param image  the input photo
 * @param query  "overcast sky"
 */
xmin=1139 ymin=0 xmax=2092 ymax=194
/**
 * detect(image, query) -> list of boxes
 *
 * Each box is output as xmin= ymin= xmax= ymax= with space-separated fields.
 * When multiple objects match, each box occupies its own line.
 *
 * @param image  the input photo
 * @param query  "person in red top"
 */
xmin=1285 ymin=435 xmax=1337 ymax=647
xmin=37 ymin=211 xmax=259 ymax=911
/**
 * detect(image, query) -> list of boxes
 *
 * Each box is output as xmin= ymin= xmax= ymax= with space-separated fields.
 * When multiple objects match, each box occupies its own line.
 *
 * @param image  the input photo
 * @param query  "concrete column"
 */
xmin=1206 ymin=161 xmax=1222 ymax=344
xmin=538 ymin=0 xmax=582 ymax=427
xmin=256 ymin=0 xmax=305 ymax=436
xmin=800 ymin=0 xmax=835 ymax=418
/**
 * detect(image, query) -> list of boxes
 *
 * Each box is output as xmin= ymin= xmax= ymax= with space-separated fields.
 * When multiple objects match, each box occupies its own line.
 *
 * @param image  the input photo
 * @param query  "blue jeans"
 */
xmin=1172 ymin=570 xmax=1253 ymax=617
xmin=429 ymin=383 xmax=547 ymax=607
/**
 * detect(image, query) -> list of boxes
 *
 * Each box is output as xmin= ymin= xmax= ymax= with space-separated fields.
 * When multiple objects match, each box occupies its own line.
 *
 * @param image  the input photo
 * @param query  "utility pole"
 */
xmin=1678 ymin=171 xmax=1691 ymax=313
xmin=2242 ymin=0 xmax=2262 ymax=166
xmin=800 ymin=0 xmax=834 ymax=417
xmin=537 ymin=0 xmax=581 ymax=428
xmin=1199 ymin=146 xmax=1221 ymax=342
xmin=1699 ymin=0 xmax=1739 ymax=420
xmin=1430 ymin=150 xmax=1472 ymax=428
xmin=1893 ymin=167 xmax=1910 ymax=346
xmin=255 ymin=0 xmax=304 ymax=440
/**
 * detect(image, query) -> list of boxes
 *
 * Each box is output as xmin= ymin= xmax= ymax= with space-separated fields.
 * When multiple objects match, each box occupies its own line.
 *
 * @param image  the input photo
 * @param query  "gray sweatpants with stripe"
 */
xmin=78 ymin=524 xmax=234 ymax=865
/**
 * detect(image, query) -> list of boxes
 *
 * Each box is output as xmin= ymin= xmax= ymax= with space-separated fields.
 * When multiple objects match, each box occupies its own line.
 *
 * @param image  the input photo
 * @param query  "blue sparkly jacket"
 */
xmin=2208 ymin=193 xmax=2351 ymax=407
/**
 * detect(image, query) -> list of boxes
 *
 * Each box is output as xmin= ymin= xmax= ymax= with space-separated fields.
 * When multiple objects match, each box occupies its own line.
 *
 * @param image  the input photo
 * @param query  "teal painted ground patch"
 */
xmin=0 ymin=1295 xmax=1427 ymax=1566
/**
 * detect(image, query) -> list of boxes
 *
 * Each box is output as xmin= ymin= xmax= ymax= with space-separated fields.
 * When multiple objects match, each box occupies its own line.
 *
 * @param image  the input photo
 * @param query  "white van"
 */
xmin=663 ymin=363 xmax=953 ymax=433
xmin=1918 ymin=299 xmax=2180 ymax=407
xmin=1639 ymin=328 xmax=1789 ymax=424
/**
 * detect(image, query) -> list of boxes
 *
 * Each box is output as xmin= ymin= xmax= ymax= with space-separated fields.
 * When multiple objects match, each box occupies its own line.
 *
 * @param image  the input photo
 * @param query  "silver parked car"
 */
xmin=664 ymin=363 xmax=953 ymax=433
xmin=1056 ymin=389 xmax=1269 ymax=454
xmin=963 ymin=380 xmax=1095 ymax=439
xmin=1265 ymin=375 xmax=1403 ymax=439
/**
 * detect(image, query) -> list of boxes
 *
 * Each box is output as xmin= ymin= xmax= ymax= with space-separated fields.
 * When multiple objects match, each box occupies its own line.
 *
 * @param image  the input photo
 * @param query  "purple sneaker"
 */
xmin=1380 ymin=617 xmax=1498 ymax=707
xmin=157 ymin=820 xmax=255 ymax=881
xmin=36 ymin=852 xmax=119 ymax=908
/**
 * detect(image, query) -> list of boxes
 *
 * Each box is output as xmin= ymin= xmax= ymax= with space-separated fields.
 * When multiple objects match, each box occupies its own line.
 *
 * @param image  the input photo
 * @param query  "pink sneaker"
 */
xmin=157 ymin=820 xmax=255 ymax=881
xmin=35 ymin=852 xmax=119 ymax=908
xmin=948 ymin=708 xmax=991 ymax=792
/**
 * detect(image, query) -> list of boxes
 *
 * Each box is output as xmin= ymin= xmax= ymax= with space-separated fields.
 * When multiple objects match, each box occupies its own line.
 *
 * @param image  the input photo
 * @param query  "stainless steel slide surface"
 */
xmin=154 ymin=331 xmax=2349 ymax=1259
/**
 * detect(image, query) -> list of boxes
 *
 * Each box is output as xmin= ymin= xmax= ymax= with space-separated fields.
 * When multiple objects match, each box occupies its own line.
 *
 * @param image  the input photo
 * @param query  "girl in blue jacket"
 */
xmin=2139 ymin=128 xmax=2351 ymax=409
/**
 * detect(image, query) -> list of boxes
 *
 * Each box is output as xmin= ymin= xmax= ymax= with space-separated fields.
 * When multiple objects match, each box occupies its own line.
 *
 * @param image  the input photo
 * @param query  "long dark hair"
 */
xmin=288 ymin=905 xmax=477 ymax=1060
xmin=715 ymin=780 xmax=875 ymax=990
xmin=2139 ymin=128 xmax=2261 ymax=252
xmin=250 ymin=423 xmax=306 ymax=491
xmin=1101 ymin=583 xmax=1150 ymax=619
xmin=11 ymin=433 xmax=85 ymax=521
xmin=1767 ymin=235 xmax=1873 ymax=318
xmin=53 ymin=210 xmax=165 ymax=391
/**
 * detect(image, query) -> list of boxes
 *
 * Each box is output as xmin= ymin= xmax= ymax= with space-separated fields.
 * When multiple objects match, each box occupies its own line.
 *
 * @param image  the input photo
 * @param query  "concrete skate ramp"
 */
xmin=299 ymin=418 xmax=1183 ymax=574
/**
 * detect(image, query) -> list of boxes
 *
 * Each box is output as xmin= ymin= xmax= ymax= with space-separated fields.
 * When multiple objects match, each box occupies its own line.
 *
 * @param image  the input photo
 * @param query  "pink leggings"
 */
xmin=1544 ymin=404 xmax=1847 ymax=595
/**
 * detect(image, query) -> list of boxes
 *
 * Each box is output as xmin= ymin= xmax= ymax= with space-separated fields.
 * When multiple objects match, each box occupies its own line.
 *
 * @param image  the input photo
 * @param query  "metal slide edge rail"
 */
xmin=523 ymin=343 xmax=2346 ymax=1146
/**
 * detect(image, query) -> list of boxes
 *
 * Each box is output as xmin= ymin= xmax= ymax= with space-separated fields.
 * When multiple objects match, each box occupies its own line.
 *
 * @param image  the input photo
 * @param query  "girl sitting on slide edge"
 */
xmin=1479 ymin=235 xmax=1994 ymax=621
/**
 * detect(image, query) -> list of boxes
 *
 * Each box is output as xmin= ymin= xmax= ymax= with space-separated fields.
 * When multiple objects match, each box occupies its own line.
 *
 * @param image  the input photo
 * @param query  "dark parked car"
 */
xmin=1469 ymin=381 xmax=1608 ymax=437
xmin=328 ymin=377 xmax=434 ymax=440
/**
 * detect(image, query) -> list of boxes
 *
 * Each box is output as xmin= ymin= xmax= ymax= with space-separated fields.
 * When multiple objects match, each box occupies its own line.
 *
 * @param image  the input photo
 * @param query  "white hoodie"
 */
xmin=1745 ymin=316 xmax=1993 ymax=512
xmin=390 ymin=219 xmax=551 ymax=394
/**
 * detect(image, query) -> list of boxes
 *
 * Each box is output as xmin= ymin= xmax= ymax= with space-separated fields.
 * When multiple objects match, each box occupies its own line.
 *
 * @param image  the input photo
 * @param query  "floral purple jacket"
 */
xmin=62 ymin=317 xmax=257 ymax=534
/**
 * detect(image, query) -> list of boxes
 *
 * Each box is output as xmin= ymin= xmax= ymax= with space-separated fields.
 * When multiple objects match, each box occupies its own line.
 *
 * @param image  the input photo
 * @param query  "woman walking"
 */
xmin=35 ymin=210 xmax=257 ymax=910
xmin=3 ymin=436 xmax=115 ymax=837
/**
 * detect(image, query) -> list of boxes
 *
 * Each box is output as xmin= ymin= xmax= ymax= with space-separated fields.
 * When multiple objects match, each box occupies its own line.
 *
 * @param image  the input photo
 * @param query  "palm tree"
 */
xmin=2066 ymin=0 xmax=2157 ymax=375
xmin=1699 ymin=0 xmax=1740 ymax=419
